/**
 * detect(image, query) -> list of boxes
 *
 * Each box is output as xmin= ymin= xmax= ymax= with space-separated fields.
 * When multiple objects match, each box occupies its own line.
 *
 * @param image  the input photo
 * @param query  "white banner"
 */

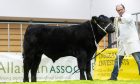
xmin=0 ymin=52 xmax=80 ymax=82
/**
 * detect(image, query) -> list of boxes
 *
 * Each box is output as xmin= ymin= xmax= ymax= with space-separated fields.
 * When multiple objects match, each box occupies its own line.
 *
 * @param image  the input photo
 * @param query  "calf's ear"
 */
xmin=92 ymin=16 xmax=98 ymax=21
xmin=110 ymin=17 xmax=115 ymax=22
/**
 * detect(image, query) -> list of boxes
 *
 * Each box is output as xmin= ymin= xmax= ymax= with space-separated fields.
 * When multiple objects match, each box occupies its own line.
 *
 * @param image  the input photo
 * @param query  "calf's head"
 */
xmin=92 ymin=15 xmax=115 ymax=34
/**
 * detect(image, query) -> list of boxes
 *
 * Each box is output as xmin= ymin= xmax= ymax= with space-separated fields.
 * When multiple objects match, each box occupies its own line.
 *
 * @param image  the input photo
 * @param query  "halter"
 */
xmin=90 ymin=19 xmax=112 ymax=49
xmin=93 ymin=19 xmax=112 ymax=34
xmin=90 ymin=20 xmax=114 ymax=61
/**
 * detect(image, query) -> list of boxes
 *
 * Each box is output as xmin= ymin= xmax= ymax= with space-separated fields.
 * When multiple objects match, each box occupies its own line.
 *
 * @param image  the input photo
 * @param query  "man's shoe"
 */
xmin=108 ymin=78 xmax=117 ymax=80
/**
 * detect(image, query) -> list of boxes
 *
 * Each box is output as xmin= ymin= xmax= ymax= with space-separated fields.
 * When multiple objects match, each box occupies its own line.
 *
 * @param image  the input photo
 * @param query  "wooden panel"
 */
xmin=0 ymin=24 xmax=29 ymax=29
xmin=11 ymin=41 xmax=22 ymax=46
xmin=100 ymin=36 xmax=108 ymax=41
xmin=0 ymin=28 xmax=26 ymax=35
xmin=0 ymin=35 xmax=23 ymax=40
xmin=0 ymin=24 xmax=8 ymax=28
xmin=0 ymin=40 xmax=8 ymax=45
xmin=0 ymin=40 xmax=21 ymax=46
xmin=0 ymin=46 xmax=21 ymax=52
xmin=99 ymin=41 xmax=108 ymax=46
xmin=10 ymin=29 xmax=26 ymax=35
xmin=98 ymin=36 xmax=108 ymax=49
xmin=99 ymin=42 xmax=108 ymax=47
xmin=0 ymin=35 xmax=8 ymax=39
xmin=22 ymin=24 xmax=29 ymax=28
xmin=98 ymin=46 xmax=107 ymax=49
xmin=10 ymin=29 xmax=21 ymax=34
xmin=0 ymin=23 xmax=27 ymax=28
xmin=10 ymin=35 xmax=22 ymax=40
xmin=9 ymin=46 xmax=21 ymax=52
xmin=0 ymin=28 xmax=8 ymax=34
xmin=9 ymin=24 xmax=20 ymax=28
xmin=0 ymin=46 xmax=8 ymax=51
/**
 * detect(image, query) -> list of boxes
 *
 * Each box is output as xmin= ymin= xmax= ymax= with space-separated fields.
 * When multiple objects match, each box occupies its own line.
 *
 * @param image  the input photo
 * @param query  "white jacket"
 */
xmin=117 ymin=12 xmax=140 ymax=56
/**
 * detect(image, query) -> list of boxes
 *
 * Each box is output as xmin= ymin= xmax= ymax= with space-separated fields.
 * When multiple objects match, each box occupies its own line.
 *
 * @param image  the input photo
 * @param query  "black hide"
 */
xmin=23 ymin=15 xmax=115 ymax=82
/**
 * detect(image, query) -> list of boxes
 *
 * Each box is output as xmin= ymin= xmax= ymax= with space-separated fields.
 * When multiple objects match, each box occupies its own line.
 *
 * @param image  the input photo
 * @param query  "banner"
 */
xmin=0 ymin=52 xmax=79 ymax=82
xmin=93 ymin=48 xmax=140 ymax=80
xmin=1 ymin=48 xmax=140 ymax=82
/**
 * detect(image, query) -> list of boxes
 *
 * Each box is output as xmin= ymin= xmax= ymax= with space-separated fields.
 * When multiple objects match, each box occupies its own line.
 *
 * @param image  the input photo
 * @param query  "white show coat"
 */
xmin=117 ymin=13 xmax=140 ymax=56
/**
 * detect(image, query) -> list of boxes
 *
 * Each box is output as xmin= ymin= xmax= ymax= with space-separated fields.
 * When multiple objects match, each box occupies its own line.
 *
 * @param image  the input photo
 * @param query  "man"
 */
xmin=109 ymin=4 xmax=140 ymax=80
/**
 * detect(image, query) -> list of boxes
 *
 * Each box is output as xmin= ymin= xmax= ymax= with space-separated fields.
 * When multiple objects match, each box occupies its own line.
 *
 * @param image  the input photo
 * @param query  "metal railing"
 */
xmin=132 ymin=12 xmax=140 ymax=39
xmin=132 ymin=12 xmax=140 ymax=27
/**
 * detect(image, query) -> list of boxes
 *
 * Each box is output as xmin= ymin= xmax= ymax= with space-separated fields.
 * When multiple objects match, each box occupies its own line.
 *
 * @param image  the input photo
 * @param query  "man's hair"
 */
xmin=116 ymin=4 xmax=125 ymax=10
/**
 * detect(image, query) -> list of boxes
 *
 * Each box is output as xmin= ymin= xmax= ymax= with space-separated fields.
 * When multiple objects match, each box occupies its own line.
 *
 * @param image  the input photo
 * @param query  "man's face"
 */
xmin=116 ymin=5 xmax=125 ymax=17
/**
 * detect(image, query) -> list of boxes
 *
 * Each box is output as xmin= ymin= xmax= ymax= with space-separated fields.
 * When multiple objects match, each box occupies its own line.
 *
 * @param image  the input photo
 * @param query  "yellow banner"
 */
xmin=93 ymin=48 xmax=140 ymax=80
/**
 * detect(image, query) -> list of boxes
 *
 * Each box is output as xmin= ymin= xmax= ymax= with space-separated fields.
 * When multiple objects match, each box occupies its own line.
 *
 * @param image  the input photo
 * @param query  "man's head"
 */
xmin=116 ymin=4 xmax=125 ymax=17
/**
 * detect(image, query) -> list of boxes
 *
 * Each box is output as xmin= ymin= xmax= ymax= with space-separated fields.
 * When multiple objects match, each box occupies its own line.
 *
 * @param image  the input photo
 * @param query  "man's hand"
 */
xmin=118 ymin=17 xmax=121 ymax=22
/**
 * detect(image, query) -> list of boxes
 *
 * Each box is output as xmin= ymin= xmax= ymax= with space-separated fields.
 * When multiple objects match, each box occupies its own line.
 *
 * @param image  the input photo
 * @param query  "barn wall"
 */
xmin=0 ymin=0 xmax=91 ymax=19
xmin=0 ymin=23 xmax=28 ymax=52
xmin=0 ymin=0 xmax=140 ymax=20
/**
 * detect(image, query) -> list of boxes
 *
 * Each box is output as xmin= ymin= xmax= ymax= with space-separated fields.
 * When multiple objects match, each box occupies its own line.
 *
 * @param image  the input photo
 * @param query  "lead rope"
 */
xmin=71 ymin=21 xmax=98 ymax=75
xmin=92 ymin=19 xmax=114 ymax=59
xmin=91 ymin=20 xmax=107 ymax=59
xmin=71 ymin=20 xmax=116 ymax=75
xmin=90 ymin=21 xmax=98 ymax=48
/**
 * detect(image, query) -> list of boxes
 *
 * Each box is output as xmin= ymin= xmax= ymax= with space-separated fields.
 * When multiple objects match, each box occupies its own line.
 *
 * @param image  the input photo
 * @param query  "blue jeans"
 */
xmin=110 ymin=52 xmax=140 ymax=79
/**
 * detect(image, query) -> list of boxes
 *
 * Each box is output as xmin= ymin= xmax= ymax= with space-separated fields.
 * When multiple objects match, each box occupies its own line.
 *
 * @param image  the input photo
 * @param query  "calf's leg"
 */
xmin=31 ymin=54 xmax=42 ymax=82
xmin=86 ymin=60 xmax=93 ymax=80
xmin=23 ymin=54 xmax=32 ymax=82
xmin=76 ymin=49 xmax=87 ymax=80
